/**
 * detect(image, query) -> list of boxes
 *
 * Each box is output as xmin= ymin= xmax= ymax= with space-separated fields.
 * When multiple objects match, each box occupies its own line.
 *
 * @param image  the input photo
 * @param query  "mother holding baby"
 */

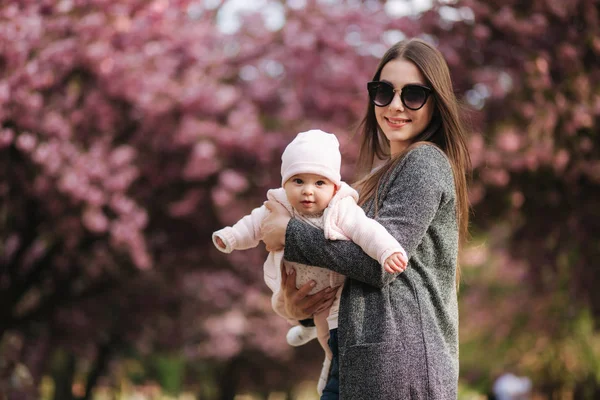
xmin=261 ymin=38 xmax=471 ymax=400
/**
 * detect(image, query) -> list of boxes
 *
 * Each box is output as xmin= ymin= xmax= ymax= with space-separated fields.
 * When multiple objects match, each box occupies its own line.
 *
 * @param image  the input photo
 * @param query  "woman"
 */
xmin=262 ymin=38 xmax=471 ymax=399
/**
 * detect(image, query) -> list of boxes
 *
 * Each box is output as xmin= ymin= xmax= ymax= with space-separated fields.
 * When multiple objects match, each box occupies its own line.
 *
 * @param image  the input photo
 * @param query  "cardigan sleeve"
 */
xmin=283 ymin=145 xmax=454 ymax=288
xmin=333 ymin=197 xmax=407 ymax=266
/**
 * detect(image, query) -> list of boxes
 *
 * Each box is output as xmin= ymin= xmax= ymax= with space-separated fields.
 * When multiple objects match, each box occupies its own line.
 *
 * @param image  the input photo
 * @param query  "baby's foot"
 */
xmin=317 ymin=355 xmax=332 ymax=395
xmin=286 ymin=325 xmax=318 ymax=346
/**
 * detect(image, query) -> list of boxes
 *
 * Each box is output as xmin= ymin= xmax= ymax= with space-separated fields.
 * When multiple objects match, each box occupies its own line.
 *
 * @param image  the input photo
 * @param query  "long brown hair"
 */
xmin=354 ymin=38 xmax=471 ymax=287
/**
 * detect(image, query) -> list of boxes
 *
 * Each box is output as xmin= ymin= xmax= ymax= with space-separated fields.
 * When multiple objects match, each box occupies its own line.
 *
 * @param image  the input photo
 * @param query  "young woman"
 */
xmin=262 ymin=38 xmax=471 ymax=399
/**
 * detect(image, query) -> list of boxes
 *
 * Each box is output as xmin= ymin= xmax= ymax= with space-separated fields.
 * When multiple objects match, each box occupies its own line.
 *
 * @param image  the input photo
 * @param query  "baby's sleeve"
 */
xmin=334 ymin=198 xmax=407 ymax=266
xmin=212 ymin=204 xmax=270 ymax=253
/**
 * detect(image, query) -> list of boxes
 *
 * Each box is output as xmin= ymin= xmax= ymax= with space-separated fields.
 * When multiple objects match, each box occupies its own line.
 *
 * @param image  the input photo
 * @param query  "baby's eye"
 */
xmin=293 ymin=178 xmax=303 ymax=184
xmin=315 ymin=180 xmax=326 ymax=186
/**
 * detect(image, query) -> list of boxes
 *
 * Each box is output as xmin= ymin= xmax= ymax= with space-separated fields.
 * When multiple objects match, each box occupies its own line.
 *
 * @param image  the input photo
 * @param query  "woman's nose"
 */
xmin=389 ymin=91 xmax=404 ymax=111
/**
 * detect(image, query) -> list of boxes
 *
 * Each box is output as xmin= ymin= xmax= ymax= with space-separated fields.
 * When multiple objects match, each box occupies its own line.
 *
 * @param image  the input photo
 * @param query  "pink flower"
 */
xmin=511 ymin=191 xmax=525 ymax=208
xmin=554 ymin=150 xmax=570 ymax=173
xmin=109 ymin=145 xmax=136 ymax=168
xmin=496 ymin=129 xmax=522 ymax=152
xmin=219 ymin=169 xmax=249 ymax=193
xmin=183 ymin=141 xmax=220 ymax=180
xmin=211 ymin=186 xmax=233 ymax=208
xmin=82 ymin=207 xmax=109 ymax=233
xmin=110 ymin=194 xmax=136 ymax=215
xmin=482 ymin=168 xmax=510 ymax=187
xmin=168 ymin=189 xmax=204 ymax=218
xmin=0 ymin=128 xmax=14 ymax=149
xmin=15 ymin=133 xmax=37 ymax=152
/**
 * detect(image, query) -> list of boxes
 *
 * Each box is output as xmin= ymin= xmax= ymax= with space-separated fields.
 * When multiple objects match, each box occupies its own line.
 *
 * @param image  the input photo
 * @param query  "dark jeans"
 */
xmin=320 ymin=328 xmax=339 ymax=400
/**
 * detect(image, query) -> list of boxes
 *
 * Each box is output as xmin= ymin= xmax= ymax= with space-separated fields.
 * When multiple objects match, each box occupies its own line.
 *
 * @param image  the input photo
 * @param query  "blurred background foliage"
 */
xmin=0 ymin=0 xmax=598 ymax=399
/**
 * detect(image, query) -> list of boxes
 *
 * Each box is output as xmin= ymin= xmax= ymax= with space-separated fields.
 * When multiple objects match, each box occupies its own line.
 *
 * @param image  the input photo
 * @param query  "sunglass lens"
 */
xmin=368 ymin=82 xmax=394 ymax=106
xmin=402 ymin=86 xmax=428 ymax=110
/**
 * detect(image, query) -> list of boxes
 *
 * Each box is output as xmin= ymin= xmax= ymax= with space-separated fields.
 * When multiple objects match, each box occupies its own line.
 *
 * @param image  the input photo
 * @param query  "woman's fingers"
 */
xmin=264 ymin=200 xmax=288 ymax=215
xmin=285 ymin=267 xmax=300 ymax=293
xmin=294 ymin=279 xmax=316 ymax=302
xmin=314 ymin=296 xmax=337 ymax=315
xmin=300 ymin=286 xmax=338 ymax=315
xmin=280 ymin=266 xmax=310 ymax=319
xmin=261 ymin=203 xmax=289 ymax=251
xmin=278 ymin=262 xmax=340 ymax=318
xmin=280 ymin=262 xmax=289 ymax=288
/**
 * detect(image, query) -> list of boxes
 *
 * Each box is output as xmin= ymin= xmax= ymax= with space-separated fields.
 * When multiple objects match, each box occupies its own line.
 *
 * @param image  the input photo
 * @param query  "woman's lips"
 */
xmin=386 ymin=117 xmax=410 ymax=128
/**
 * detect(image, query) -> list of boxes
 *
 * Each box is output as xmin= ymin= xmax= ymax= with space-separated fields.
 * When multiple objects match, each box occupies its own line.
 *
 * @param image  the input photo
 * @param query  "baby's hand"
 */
xmin=383 ymin=252 xmax=408 ymax=274
xmin=215 ymin=236 xmax=226 ymax=249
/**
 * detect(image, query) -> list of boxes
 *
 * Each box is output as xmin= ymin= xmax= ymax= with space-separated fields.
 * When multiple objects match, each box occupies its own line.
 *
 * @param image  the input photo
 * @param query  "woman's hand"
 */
xmin=261 ymin=200 xmax=291 ymax=252
xmin=280 ymin=263 xmax=339 ymax=319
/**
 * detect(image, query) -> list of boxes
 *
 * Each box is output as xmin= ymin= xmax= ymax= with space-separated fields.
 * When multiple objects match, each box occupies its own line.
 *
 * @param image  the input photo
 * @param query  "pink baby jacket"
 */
xmin=212 ymin=182 xmax=407 ymax=324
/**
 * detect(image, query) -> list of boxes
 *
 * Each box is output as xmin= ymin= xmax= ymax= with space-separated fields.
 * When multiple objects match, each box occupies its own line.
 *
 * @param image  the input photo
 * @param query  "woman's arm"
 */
xmin=284 ymin=145 xmax=454 ymax=288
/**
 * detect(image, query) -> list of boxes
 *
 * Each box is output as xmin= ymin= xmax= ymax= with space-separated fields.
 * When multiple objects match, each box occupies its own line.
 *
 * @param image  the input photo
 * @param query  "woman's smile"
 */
xmin=385 ymin=117 xmax=411 ymax=128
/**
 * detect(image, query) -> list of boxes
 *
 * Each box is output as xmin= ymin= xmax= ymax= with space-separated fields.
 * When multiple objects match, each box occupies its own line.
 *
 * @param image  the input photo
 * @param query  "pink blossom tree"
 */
xmin=430 ymin=0 xmax=600 ymax=396
xmin=1 ymin=0 xmax=599 ymax=398
xmin=0 ymin=1 xmax=408 ymax=398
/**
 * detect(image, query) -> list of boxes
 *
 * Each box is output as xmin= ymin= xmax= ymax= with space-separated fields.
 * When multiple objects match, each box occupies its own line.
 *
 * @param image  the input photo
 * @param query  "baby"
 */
xmin=212 ymin=129 xmax=407 ymax=394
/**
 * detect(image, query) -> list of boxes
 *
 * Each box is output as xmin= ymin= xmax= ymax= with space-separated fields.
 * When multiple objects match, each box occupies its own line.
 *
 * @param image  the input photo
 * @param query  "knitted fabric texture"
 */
xmin=281 ymin=129 xmax=342 ymax=187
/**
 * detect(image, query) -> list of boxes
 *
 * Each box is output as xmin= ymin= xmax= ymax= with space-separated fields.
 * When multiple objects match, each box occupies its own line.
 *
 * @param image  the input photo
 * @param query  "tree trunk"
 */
xmin=52 ymin=351 xmax=76 ymax=400
xmin=218 ymin=357 xmax=240 ymax=400
xmin=81 ymin=334 xmax=118 ymax=400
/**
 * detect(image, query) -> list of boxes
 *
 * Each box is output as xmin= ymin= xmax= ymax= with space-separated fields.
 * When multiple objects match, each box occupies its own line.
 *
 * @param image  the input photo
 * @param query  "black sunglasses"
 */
xmin=367 ymin=81 xmax=432 ymax=110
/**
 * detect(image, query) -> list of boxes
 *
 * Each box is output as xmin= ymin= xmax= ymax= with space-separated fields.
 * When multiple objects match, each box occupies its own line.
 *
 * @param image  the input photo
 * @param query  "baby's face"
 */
xmin=283 ymin=173 xmax=337 ymax=216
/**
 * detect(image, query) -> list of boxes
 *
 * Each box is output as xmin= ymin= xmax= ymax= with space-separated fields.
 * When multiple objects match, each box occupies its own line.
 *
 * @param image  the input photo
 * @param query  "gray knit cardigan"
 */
xmin=284 ymin=144 xmax=459 ymax=400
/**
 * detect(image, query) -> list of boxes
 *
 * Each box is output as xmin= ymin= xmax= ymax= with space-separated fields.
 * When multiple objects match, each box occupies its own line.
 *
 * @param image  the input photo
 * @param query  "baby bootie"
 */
xmin=286 ymin=325 xmax=318 ymax=347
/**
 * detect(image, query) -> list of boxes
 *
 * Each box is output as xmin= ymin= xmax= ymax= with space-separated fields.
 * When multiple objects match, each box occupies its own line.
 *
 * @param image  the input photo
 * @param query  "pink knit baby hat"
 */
xmin=281 ymin=129 xmax=342 ymax=187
